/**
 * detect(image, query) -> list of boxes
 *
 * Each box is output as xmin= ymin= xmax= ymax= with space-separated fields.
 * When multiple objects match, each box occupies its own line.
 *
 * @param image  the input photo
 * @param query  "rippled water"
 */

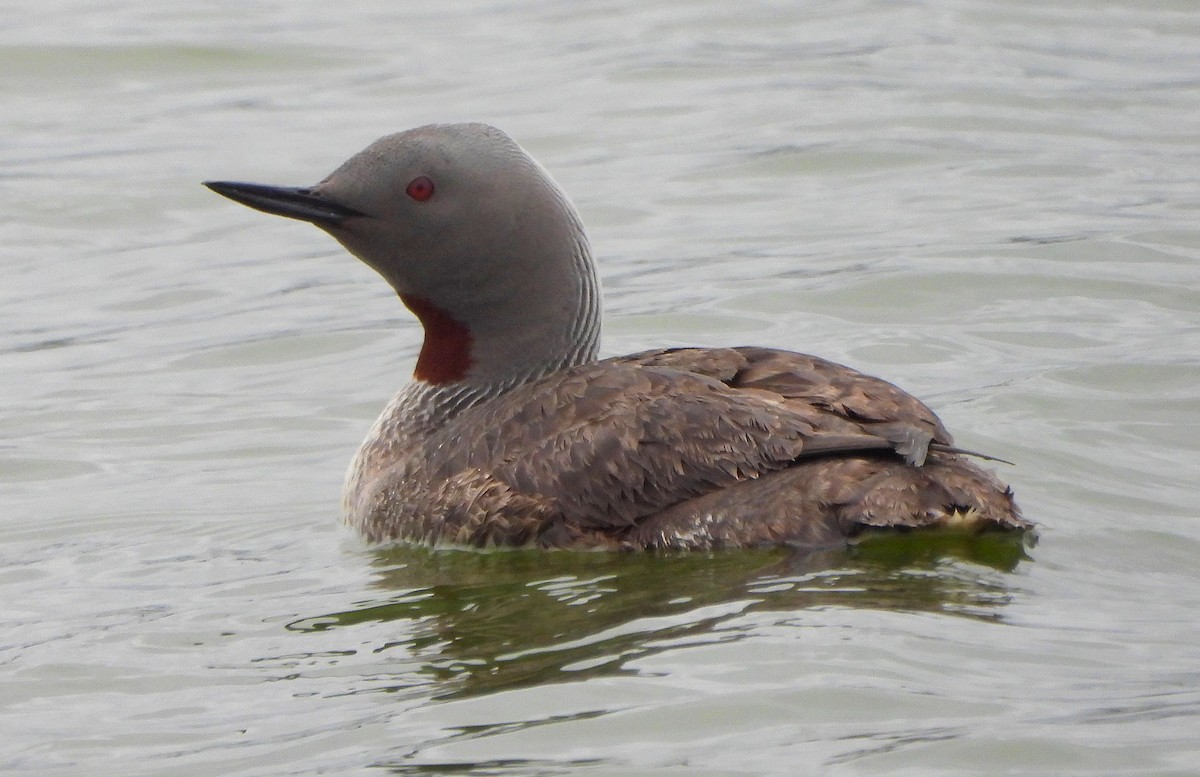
xmin=4 ymin=1 xmax=1200 ymax=775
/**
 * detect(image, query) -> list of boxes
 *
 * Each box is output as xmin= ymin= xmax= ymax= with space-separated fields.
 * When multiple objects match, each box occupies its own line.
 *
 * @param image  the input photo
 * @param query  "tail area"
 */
xmin=629 ymin=452 xmax=1030 ymax=550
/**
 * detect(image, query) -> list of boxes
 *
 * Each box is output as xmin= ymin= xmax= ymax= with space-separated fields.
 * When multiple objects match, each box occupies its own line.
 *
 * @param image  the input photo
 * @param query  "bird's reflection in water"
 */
xmin=288 ymin=533 xmax=1032 ymax=701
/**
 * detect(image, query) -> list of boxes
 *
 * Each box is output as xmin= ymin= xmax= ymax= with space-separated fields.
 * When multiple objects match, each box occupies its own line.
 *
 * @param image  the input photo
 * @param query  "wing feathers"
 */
xmin=367 ymin=346 xmax=1024 ymax=547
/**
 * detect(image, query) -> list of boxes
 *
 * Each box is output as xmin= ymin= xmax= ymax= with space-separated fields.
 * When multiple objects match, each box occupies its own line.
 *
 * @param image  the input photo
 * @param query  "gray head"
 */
xmin=206 ymin=123 xmax=601 ymax=386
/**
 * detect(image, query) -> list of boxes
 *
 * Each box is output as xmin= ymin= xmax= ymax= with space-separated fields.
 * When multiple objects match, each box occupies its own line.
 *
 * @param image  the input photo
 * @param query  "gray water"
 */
xmin=4 ymin=1 xmax=1200 ymax=775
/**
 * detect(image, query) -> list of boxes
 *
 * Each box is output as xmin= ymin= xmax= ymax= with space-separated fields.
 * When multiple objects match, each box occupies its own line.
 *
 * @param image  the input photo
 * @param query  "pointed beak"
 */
xmin=203 ymin=181 xmax=367 ymax=226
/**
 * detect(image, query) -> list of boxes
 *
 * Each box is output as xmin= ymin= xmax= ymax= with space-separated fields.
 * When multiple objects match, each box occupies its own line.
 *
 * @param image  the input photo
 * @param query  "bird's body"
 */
xmin=206 ymin=123 xmax=1029 ymax=550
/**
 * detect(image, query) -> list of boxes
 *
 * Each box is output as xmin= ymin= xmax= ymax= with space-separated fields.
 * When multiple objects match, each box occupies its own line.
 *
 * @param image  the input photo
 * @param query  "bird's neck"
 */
xmin=344 ymin=241 xmax=600 ymax=504
xmin=400 ymin=233 xmax=601 ymax=430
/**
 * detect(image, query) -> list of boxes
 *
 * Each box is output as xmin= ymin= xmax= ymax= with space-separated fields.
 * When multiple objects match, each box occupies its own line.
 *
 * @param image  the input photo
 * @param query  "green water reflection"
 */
xmin=289 ymin=535 xmax=1031 ymax=701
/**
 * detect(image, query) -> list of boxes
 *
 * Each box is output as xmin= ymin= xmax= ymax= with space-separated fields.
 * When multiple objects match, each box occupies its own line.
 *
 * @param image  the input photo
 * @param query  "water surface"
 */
xmin=3 ymin=1 xmax=1199 ymax=775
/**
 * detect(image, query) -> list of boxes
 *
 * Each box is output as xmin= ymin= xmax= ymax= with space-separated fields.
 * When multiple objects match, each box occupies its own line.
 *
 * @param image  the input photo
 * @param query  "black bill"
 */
xmin=203 ymin=181 xmax=366 ymax=226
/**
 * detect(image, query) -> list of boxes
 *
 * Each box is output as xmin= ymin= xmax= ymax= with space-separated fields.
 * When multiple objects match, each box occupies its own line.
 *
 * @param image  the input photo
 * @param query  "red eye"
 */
xmin=406 ymin=176 xmax=435 ymax=202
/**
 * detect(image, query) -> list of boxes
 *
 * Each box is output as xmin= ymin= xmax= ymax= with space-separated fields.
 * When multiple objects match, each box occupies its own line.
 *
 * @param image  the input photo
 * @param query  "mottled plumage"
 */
xmin=205 ymin=123 xmax=1030 ymax=550
xmin=347 ymin=347 xmax=1023 ymax=548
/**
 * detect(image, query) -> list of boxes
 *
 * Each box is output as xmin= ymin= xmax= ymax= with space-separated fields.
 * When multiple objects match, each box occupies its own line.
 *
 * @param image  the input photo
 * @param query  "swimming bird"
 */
xmin=205 ymin=123 xmax=1029 ymax=550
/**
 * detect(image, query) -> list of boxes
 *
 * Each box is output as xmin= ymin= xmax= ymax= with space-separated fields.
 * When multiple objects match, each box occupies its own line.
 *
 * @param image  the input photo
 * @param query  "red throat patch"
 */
xmin=399 ymin=295 xmax=473 ymax=384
